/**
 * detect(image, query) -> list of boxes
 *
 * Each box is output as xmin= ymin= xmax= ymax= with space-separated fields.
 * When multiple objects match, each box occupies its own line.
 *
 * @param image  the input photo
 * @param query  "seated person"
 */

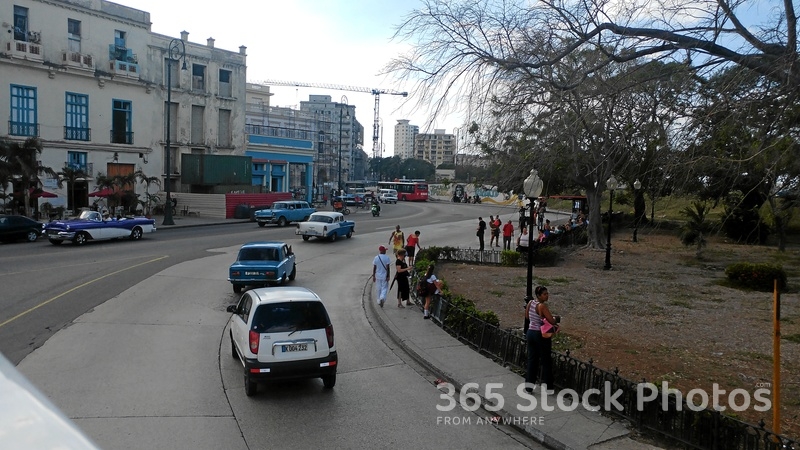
xmin=333 ymin=200 xmax=344 ymax=210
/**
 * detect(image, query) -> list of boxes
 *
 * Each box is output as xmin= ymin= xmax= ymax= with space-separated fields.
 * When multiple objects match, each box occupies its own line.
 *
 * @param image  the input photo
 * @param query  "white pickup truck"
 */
xmin=295 ymin=212 xmax=355 ymax=242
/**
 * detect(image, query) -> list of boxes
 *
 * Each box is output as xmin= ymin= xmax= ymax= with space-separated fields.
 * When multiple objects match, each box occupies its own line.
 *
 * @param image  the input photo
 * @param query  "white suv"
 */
xmin=226 ymin=286 xmax=337 ymax=396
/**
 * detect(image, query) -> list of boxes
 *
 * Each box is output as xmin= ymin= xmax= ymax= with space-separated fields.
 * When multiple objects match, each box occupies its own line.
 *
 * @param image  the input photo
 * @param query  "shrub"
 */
xmin=533 ymin=246 xmax=558 ymax=266
xmin=443 ymin=294 xmax=500 ymax=330
xmin=501 ymin=250 xmax=521 ymax=266
xmin=724 ymin=262 xmax=787 ymax=291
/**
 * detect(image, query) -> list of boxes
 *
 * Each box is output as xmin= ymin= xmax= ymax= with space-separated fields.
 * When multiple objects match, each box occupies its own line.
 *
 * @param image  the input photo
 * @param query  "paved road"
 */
xmin=10 ymin=202 xmax=544 ymax=449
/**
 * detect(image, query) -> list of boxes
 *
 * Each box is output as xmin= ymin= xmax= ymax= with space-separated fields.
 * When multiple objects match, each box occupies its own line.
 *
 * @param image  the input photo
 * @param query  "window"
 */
xmin=13 ymin=6 xmax=28 ymax=41
xmin=192 ymin=64 xmax=206 ymax=91
xmin=219 ymin=69 xmax=232 ymax=97
xmin=111 ymin=99 xmax=132 ymax=144
xmin=68 ymin=19 xmax=81 ymax=53
xmin=164 ymin=102 xmax=178 ymax=142
xmin=65 ymin=92 xmax=89 ymax=140
xmin=10 ymin=85 xmax=37 ymax=136
xmin=191 ymin=105 xmax=205 ymax=144
xmin=218 ymin=109 xmax=231 ymax=147
xmin=114 ymin=30 xmax=126 ymax=49
xmin=67 ymin=151 xmax=88 ymax=173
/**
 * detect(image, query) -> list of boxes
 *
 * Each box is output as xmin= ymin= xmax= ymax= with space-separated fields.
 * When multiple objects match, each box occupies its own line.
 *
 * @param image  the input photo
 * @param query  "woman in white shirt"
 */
xmin=516 ymin=227 xmax=530 ymax=252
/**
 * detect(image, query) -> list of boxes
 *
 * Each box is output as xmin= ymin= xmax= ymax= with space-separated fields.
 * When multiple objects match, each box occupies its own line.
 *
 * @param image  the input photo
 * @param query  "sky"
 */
xmin=122 ymin=0 xmax=464 ymax=157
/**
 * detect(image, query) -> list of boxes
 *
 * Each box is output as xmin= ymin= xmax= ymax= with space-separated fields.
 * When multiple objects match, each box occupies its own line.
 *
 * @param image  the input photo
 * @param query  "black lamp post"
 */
xmin=604 ymin=175 xmax=618 ymax=270
xmin=162 ymin=38 xmax=186 ymax=226
xmin=337 ymin=96 xmax=349 ymax=193
xmin=524 ymin=169 xmax=544 ymax=298
xmin=632 ymin=178 xmax=641 ymax=242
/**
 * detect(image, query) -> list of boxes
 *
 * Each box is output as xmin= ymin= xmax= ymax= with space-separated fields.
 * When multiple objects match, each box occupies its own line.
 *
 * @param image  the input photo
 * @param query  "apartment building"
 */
xmin=414 ymin=129 xmax=455 ymax=168
xmin=1 ymin=0 xmax=246 ymax=212
xmin=393 ymin=119 xmax=418 ymax=159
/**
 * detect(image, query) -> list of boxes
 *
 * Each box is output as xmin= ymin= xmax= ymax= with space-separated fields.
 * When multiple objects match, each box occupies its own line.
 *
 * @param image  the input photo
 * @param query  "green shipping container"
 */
xmin=181 ymin=154 xmax=252 ymax=185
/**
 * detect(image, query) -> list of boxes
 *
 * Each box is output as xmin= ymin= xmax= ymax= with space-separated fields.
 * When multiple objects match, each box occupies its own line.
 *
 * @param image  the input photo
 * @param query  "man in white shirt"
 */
xmin=372 ymin=245 xmax=391 ymax=307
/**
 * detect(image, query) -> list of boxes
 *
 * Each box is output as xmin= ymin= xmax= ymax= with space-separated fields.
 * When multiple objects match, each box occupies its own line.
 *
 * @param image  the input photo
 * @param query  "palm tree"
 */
xmin=0 ymin=137 xmax=57 ymax=217
xmin=135 ymin=169 xmax=161 ymax=215
xmin=680 ymin=201 xmax=714 ymax=259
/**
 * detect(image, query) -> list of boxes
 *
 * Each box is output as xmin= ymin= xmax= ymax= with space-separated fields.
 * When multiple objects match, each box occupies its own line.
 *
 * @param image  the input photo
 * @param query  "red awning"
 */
xmin=88 ymin=187 xmax=116 ymax=197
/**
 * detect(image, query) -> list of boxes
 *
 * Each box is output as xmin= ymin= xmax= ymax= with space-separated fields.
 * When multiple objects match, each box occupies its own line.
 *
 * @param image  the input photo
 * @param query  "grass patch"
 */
xmin=488 ymin=290 xmax=504 ymax=298
xmin=783 ymin=334 xmax=800 ymax=344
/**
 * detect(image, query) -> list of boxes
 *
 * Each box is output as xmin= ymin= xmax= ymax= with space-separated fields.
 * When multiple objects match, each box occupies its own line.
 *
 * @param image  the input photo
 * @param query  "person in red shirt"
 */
xmin=405 ymin=230 xmax=421 ymax=266
xmin=502 ymin=220 xmax=515 ymax=250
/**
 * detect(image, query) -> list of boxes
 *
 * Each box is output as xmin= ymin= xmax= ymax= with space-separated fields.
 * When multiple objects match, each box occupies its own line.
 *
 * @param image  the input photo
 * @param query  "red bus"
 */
xmin=377 ymin=181 xmax=429 ymax=201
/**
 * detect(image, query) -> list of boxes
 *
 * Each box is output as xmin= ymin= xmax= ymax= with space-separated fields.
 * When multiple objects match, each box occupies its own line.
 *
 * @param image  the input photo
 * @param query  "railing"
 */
xmin=413 ymin=248 xmax=798 ymax=450
xmin=64 ymin=126 xmax=91 ymax=141
xmin=110 ymin=130 xmax=133 ymax=145
xmin=9 ymin=121 xmax=39 ymax=137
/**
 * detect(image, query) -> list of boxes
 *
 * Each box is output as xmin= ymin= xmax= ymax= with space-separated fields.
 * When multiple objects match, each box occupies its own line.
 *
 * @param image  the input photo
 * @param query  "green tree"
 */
xmin=680 ymin=201 xmax=714 ymax=259
xmin=135 ymin=169 xmax=161 ymax=215
xmin=0 ymin=137 xmax=57 ymax=217
xmin=56 ymin=164 xmax=88 ymax=212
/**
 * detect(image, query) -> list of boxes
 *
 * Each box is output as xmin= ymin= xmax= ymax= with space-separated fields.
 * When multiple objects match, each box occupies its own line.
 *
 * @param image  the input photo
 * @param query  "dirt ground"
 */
xmin=437 ymin=228 xmax=800 ymax=439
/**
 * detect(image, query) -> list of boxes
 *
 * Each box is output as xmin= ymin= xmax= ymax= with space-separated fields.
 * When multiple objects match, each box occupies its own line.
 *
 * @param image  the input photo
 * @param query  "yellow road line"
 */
xmin=0 ymin=255 xmax=169 ymax=329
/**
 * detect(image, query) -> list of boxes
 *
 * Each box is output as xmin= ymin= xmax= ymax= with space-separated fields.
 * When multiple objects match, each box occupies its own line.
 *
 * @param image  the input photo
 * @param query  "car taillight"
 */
xmin=249 ymin=330 xmax=259 ymax=354
xmin=325 ymin=324 xmax=334 ymax=348
xmin=231 ymin=270 xmax=240 ymax=277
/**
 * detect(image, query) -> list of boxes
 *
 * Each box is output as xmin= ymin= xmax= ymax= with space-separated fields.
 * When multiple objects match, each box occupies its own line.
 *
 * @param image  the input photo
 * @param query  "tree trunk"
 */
xmin=587 ymin=188 xmax=604 ymax=249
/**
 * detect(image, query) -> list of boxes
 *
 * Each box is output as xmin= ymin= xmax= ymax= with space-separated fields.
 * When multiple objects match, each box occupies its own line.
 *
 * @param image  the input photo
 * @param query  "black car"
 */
xmin=0 ymin=215 xmax=44 ymax=243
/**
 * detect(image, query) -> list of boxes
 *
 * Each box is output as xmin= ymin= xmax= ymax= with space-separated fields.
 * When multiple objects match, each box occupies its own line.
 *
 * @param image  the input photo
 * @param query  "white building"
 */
xmin=414 ymin=129 xmax=455 ymax=167
xmin=0 ymin=0 xmax=246 ymax=213
xmin=393 ymin=119 xmax=418 ymax=159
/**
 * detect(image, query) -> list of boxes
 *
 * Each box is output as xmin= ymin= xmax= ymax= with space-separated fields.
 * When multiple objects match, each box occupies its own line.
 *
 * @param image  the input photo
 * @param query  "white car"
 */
xmin=226 ymin=286 xmax=338 ymax=396
xmin=378 ymin=189 xmax=398 ymax=204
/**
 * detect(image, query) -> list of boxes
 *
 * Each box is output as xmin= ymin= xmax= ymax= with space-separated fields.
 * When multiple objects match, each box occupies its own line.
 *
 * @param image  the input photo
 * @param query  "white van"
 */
xmin=378 ymin=189 xmax=398 ymax=204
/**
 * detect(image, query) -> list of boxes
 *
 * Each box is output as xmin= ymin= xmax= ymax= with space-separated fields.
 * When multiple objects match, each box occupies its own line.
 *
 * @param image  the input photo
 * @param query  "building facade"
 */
xmin=393 ymin=119 xmax=418 ymax=160
xmin=414 ymin=129 xmax=455 ymax=168
xmin=0 ymin=0 xmax=246 ymax=213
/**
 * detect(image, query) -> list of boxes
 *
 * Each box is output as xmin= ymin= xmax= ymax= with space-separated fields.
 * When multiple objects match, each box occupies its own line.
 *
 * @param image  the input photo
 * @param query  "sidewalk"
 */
xmin=366 ymin=284 xmax=665 ymax=450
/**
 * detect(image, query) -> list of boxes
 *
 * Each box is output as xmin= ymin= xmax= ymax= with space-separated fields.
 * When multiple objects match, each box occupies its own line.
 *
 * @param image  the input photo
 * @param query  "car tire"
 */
xmin=73 ymin=232 xmax=88 ymax=246
xmin=322 ymin=373 xmax=336 ymax=389
xmin=130 ymin=227 xmax=143 ymax=240
xmin=302 ymin=235 xmax=310 ymax=241
xmin=49 ymin=239 xmax=62 ymax=245
xmin=288 ymin=265 xmax=296 ymax=281
xmin=257 ymin=222 xmax=266 ymax=228
xmin=244 ymin=373 xmax=257 ymax=397
xmin=233 ymin=284 xmax=242 ymax=294
xmin=277 ymin=217 xmax=287 ymax=227
xmin=230 ymin=335 xmax=238 ymax=360
xmin=346 ymin=229 xmax=353 ymax=239
xmin=330 ymin=232 xmax=337 ymax=242
xmin=26 ymin=230 xmax=39 ymax=242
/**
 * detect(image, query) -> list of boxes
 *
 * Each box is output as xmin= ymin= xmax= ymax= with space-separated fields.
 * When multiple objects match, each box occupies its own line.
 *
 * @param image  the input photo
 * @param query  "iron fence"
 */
xmin=412 ymin=250 xmax=797 ymax=450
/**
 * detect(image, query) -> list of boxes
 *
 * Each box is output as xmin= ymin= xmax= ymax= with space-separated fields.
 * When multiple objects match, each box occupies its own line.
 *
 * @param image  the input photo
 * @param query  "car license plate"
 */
xmin=282 ymin=344 xmax=308 ymax=352
xmin=245 ymin=271 xmax=260 ymax=276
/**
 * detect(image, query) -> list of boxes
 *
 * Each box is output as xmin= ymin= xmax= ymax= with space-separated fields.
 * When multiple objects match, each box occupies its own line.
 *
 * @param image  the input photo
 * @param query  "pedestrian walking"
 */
xmin=524 ymin=285 xmax=560 ymax=391
xmin=394 ymin=248 xmax=412 ymax=307
xmin=502 ymin=219 xmax=515 ymax=251
xmin=389 ymin=225 xmax=405 ymax=255
xmin=476 ymin=217 xmax=486 ymax=251
xmin=372 ymin=245 xmax=391 ymax=308
xmin=405 ymin=230 xmax=421 ymax=267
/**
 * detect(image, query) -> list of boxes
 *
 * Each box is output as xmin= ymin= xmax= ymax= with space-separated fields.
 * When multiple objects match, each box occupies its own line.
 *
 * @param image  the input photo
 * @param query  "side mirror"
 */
xmin=287 ymin=245 xmax=293 ymax=256
xmin=226 ymin=305 xmax=237 ymax=313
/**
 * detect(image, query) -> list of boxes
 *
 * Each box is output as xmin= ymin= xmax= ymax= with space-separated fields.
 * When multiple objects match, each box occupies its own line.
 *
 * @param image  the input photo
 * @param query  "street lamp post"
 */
xmin=162 ymin=38 xmax=186 ymax=226
xmin=633 ymin=179 xmax=641 ymax=242
xmin=604 ymin=175 xmax=619 ymax=270
xmin=337 ymin=96 xmax=349 ymax=193
xmin=524 ymin=169 xmax=544 ymax=299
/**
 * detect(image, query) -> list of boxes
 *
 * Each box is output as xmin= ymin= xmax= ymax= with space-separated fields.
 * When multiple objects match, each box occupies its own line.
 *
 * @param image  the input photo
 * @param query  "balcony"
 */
xmin=108 ymin=45 xmax=139 ymax=77
xmin=64 ymin=126 xmax=91 ymax=141
xmin=62 ymin=51 xmax=94 ymax=69
xmin=109 ymin=60 xmax=139 ymax=77
xmin=9 ymin=121 xmax=39 ymax=137
xmin=110 ymin=130 xmax=134 ymax=145
xmin=6 ymin=40 xmax=43 ymax=62
xmin=65 ymin=162 xmax=93 ymax=175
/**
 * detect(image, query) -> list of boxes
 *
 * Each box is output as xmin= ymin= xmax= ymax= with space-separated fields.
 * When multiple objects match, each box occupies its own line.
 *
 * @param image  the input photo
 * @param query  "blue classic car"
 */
xmin=254 ymin=201 xmax=316 ymax=227
xmin=44 ymin=210 xmax=156 ymax=245
xmin=228 ymin=241 xmax=297 ymax=293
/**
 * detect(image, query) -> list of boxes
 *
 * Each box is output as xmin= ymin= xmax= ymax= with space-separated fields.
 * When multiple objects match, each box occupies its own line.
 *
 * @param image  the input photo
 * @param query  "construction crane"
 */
xmin=259 ymin=79 xmax=408 ymax=159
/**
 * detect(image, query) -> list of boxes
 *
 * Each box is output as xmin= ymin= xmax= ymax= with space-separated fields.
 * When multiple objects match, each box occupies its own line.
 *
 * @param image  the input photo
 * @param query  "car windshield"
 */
xmin=251 ymin=301 xmax=330 ymax=333
xmin=273 ymin=204 xmax=286 ymax=210
xmin=238 ymin=248 xmax=279 ymax=261
xmin=309 ymin=215 xmax=333 ymax=223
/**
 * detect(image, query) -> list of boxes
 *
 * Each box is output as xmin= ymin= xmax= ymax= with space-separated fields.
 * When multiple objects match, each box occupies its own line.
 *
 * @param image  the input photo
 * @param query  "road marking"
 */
xmin=0 ymin=255 xmax=169 ymax=329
